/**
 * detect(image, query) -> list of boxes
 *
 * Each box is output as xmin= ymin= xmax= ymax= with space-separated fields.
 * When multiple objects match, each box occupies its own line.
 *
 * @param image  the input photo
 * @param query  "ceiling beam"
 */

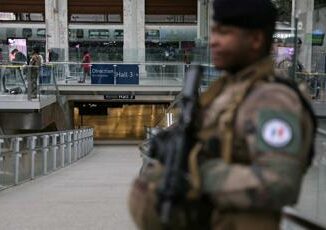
xmin=0 ymin=0 xmax=196 ymax=15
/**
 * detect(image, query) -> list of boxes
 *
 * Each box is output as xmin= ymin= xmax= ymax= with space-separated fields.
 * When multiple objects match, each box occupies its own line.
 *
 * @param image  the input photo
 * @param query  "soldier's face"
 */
xmin=210 ymin=22 xmax=261 ymax=72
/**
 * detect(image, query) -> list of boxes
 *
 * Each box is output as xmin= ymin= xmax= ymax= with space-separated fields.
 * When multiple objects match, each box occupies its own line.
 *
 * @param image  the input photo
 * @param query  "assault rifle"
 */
xmin=155 ymin=66 xmax=202 ymax=227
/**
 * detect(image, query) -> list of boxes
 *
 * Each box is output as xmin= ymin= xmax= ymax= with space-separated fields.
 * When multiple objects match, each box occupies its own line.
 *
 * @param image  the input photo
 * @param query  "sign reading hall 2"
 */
xmin=91 ymin=64 xmax=139 ymax=85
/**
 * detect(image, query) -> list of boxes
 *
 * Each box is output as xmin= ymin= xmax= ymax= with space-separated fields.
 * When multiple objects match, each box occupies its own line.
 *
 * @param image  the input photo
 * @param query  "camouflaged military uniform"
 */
xmin=129 ymin=57 xmax=315 ymax=230
xmin=29 ymin=53 xmax=42 ymax=99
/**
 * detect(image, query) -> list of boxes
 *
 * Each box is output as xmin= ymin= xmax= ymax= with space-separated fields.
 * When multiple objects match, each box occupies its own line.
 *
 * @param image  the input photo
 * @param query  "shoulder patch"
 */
xmin=257 ymin=110 xmax=301 ymax=154
xmin=262 ymin=119 xmax=292 ymax=148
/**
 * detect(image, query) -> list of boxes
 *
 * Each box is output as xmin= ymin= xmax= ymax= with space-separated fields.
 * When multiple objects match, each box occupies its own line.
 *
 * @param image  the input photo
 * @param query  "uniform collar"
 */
xmin=227 ymin=56 xmax=274 ymax=82
xmin=200 ymin=57 xmax=274 ymax=108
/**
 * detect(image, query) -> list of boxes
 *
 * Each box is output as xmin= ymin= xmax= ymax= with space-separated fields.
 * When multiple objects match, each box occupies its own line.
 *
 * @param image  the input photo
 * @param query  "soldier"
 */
xmin=129 ymin=0 xmax=316 ymax=229
xmin=29 ymin=47 xmax=42 ymax=99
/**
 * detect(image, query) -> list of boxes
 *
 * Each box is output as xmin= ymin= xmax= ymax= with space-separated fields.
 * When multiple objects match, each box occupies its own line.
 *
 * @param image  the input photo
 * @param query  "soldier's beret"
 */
xmin=213 ymin=0 xmax=277 ymax=29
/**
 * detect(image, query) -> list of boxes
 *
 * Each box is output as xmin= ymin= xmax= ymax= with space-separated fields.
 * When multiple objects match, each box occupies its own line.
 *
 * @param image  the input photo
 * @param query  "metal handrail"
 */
xmin=282 ymin=207 xmax=326 ymax=230
xmin=317 ymin=128 xmax=326 ymax=136
xmin=152 ymin=92 xmax=182 ymax=128
xmin=0 ymin=127 xmax=94 ymax=189
xmin=0 ymin=127 xmax=90 ymax=139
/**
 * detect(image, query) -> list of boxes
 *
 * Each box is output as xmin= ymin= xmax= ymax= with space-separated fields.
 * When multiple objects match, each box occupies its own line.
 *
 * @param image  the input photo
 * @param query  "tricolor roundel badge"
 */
xmin=261 ymin=119 xmax=292 ymax=148
xmin=257 ymin=110 xmax=301 ymax=154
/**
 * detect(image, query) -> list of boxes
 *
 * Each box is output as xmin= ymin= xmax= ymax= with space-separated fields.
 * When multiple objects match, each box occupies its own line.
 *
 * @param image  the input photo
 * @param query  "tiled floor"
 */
xmin=0 ymin=146 xmax=140 ymax=230
xmin=294 ymin=134 xmax=326 ymax=226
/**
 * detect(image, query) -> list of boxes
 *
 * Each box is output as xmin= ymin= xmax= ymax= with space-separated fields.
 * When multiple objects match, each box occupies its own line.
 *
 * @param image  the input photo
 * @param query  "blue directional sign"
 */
xmin=91 ymin=64 xmax=114 ymax=84
xmin=115 ymin=64 xmax=139 ymax=85
xmin=91 ymin=64 xmax=139 ymax=85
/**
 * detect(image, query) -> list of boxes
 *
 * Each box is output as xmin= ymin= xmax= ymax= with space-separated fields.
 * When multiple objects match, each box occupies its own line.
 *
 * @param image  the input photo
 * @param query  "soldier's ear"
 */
xmin=250 ymin=30 xmax=265 ymax=54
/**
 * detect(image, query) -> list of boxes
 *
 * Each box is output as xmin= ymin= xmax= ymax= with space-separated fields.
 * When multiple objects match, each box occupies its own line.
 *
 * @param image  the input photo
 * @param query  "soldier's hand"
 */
xmin=157 ymin=170 xmax=191 ymax=202
xmin=148 ymin=125 xmax=181 ymax=164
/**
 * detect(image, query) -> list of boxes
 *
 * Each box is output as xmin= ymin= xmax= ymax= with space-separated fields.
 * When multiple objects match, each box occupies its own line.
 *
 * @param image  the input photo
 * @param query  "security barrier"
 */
xmin=0 ymin=128 xmax=93 ymax=189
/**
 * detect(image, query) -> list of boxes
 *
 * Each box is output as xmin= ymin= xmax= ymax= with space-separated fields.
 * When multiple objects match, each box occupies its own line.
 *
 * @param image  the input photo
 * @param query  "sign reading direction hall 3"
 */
xmin=91 ymin=64 xmax=139 ymax=85
xmin=91 ymin=64 xmax=114 ymax=84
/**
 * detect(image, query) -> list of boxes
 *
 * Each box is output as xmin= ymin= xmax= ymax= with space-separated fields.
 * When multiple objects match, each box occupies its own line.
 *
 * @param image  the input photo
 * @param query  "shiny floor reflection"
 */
xmin=74 ymin=104 xmax=167 ymax=140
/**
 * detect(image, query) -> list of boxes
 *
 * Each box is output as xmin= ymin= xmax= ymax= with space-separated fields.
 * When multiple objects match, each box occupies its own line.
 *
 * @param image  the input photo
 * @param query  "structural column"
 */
xmin=123 ymin=0 xmax=145 ymax=63
xmin=295 ymin=0 xmax=314 ymax=72
xmin=197 ymin=0 xmax=213 ymax=63
xmin=197 ymin=0 xmax=210 ymax=43
xmin=45 ymin=0 xmax=69 ymax=62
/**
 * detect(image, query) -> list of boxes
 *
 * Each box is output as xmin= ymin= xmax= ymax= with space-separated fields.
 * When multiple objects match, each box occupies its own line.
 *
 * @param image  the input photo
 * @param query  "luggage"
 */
xmin=9 ymin=87 xmax=23 ymax=95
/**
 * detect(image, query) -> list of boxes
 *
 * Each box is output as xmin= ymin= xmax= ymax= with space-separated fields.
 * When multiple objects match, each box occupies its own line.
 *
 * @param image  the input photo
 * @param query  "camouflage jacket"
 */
xmin=129 ymin=57 xmax=315 ymax=230
xmin=195 ymin=57 xmax=315 ymax=211
xmin=30 ymin=54 xmax=42 ymax=66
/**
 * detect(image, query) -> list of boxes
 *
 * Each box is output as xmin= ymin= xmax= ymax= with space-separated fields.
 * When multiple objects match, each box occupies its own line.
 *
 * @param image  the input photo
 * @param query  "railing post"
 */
xmin=13 ymin=137 xmax=23 ymax=185
xmin=0 ymin=139 xmax=4 ymax=161
xmin=73 ymin=131 xmax=78 ymax=161
xmin=67 ymin=132 xmax=73 ymax=164
xmin=52 ymin=134 xmax=59 ymax=170
xmin=60 ymin=133 xmax=66 ymax=168
xmin=27 ymin=67 xmax=32 ymax=100
xmin=42 ymin=135 xmax=49 ymax=175
xmin=80 ymin=130 xmax=83 ymax=157
xmin=0 ymin=138 xmax=4 ymax=185
xmin=81 ymin=130 xmax=84 ymax=157
xmin=166 ymin=113 xmax=173 ymax=127
xmin=113 ymin=64 xmax=117 ymax=85
xmin=29 ymin=136 xmax=37 ymax=179
xmin=0 ymin=138 xmax=3 ymax=187
xmin=80 ymin=130 xmax=83 ymax=158
xmin=87 ymin=129 xmax=91 ymax=154
xmin=161 ymin=64 xmax=165 ymax=81
xmin=183 ymin=64 xmax=186 ymax=81
xmin=91 ymin=129 xmax=94 ymax=151
xmin=82 ymin=130 xmax=86 ymax=156
xmin=78 ymin=131 xmax=82 ymax=159
xmin=84 ymin=129 xmax=87 ymax=155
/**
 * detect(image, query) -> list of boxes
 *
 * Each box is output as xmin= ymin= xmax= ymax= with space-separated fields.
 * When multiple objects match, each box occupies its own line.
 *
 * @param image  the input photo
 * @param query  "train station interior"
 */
xmin=0 ymin=0 xmax=325 ymax=229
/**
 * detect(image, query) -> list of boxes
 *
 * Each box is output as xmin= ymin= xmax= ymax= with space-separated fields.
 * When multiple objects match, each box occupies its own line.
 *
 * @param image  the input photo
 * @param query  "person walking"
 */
xmin=79 ymin=51 xmax=91 ymax=83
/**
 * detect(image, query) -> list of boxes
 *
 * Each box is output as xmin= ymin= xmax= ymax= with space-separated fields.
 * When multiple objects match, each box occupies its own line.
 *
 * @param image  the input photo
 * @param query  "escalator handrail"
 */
xmin=152 ymin=92 xmax=183 ymax=128
xmin=283 ymin=206 xmax=326 ymax=230
xmin=317 ymin=128 xmax=326 ymax=137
